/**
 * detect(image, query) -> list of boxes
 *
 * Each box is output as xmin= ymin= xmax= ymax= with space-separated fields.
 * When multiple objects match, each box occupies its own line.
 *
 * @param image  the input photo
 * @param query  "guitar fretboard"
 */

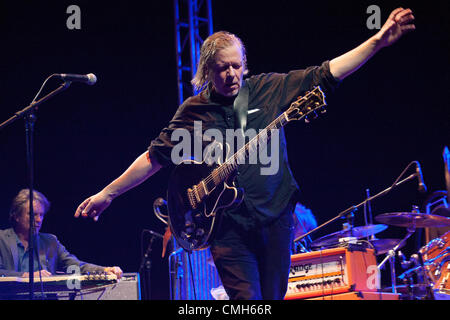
xmin=193 ymin=86 xmax=325 ymax=200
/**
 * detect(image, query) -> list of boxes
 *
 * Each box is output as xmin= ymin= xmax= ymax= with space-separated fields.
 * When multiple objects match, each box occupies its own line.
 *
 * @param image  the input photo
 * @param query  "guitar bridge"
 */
xmin=187 ymin=182 xmax=208 ymax=209
xmin=187 ymin=187 xmax=198 ymax=209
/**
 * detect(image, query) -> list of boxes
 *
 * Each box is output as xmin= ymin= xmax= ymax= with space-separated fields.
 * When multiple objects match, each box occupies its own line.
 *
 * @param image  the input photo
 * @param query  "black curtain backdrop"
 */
xmin=1 ymin=1 xmax=449 ymax=299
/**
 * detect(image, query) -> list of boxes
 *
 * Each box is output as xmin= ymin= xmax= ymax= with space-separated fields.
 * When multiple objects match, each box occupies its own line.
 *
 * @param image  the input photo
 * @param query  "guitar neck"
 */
xmin=201 ymin=86 xmax=325 ymax=193
xmin=205 ymin=111 xmax=289 ymax=187
xmin=226 ymin=112 xmax=288 ymax=169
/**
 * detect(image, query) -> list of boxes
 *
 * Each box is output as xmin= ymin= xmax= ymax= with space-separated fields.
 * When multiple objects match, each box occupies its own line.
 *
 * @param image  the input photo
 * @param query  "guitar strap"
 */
xmin=233 ymin=81 xmax=248 ymax=132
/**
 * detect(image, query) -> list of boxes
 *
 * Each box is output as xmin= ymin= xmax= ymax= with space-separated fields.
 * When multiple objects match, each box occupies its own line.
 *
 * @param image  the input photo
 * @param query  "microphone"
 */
xmin=55 ymin=73 xmax=97 ymax=85
xmin=415 ymin=161 xmax=427 ymax=193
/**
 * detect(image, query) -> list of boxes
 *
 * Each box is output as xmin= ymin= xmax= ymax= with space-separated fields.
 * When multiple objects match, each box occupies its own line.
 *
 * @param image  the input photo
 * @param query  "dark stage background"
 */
xmin=1 ymin=1 xmax=448 ymax=299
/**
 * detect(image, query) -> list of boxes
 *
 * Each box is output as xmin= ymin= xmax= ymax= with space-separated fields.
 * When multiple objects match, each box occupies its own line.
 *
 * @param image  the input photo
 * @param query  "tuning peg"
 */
xmin=305 ymin=112 xmax=319 ymax=123
xmin=320 ymin=107 xmax=327 ymax=114
xmin=304 ymin=114 xmax=312 ymax=123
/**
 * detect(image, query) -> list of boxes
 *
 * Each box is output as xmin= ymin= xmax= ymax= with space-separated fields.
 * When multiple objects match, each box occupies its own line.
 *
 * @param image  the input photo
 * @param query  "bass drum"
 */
xmin=420 ymin=231 xmax=450 ymax=292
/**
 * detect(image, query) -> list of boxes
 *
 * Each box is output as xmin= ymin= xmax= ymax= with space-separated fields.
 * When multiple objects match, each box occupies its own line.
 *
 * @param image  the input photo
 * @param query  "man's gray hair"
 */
xmin=191 ymin=31 xmax=248 ymax=92
xmin=9 ymin=189 xmax=51 ymax=227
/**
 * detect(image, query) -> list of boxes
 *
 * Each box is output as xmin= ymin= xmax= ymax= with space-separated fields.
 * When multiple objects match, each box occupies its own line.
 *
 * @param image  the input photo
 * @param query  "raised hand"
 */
xmin=375 ymin=8 xmax=415 ymax=48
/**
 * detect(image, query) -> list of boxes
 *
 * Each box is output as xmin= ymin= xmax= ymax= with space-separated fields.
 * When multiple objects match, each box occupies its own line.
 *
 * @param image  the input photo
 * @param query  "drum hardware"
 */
xmin=398 ymin=251 xmax=418 ymax=270
xmin=310 ymin=224 xmax=388 ymax=249
xmin=375 ymin=205 xmax=450 ymax=299
xmin=367 ymin=239 xmax=403 ymax=255
xmin=394 ymin=231 xmax=450 ymax=300
xmin=443 ymin=146 xmax=450 ymax=205
xmin=425 ymin=191 xmax=448 ymax=216
xmin=423 ymin=190 xmax=450 ymax=244
xmin=295 ymin=161 xmax=422 ymax=245
xmin=424 ymin=251 xmax=450 ymax=293
xmin=422 ymin=247 xmax=450 ymax=271
xmin=397 ymin=252 xmax=427 ymax=300
xmin=382 ymin=284 xmax=429 ymax=297
xmin=375 ymin=206 xmax=438 ymax=297
xmin=361 ymin=189 xmax=404 ymax=256
xmin=419 ymin=231 xmax=450 ymax=297
xmin=375 ymin=211 xmax=450 ymax=229
xmin=377 ymin=216 xmax=419 ymax=295
xmin=291 ymin=162 xmax=423 ymax=300
xmin=364 ymin=188 xmax=377 ymax=241
xmin=397 ymin=254 xmax=436 ymax=300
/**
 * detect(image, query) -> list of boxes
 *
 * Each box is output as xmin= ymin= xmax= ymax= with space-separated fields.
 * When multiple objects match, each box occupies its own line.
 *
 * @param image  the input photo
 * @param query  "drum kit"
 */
xmin=306 ymin=206 xmax=450 ymax=300
xmin=296 ymin=150 xmax=450 ymax=300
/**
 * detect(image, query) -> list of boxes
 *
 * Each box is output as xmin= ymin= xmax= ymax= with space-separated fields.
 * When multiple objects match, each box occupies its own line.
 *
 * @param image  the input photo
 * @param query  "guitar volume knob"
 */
xmin=181 ymin=231 xmax=191 ymax=240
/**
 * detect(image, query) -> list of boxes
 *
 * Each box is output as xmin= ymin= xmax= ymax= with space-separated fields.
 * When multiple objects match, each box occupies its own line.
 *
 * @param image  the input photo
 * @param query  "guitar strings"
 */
xmin=199 ymin=89 xmax=322 ymax=191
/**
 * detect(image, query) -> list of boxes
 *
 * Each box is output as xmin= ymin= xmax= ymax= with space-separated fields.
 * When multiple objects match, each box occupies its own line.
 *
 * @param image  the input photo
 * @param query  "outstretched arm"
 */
xmin=329 ymin=7 xmax=415 ymax=81
xmin=74 ymin=151 xmax=161 ymax=221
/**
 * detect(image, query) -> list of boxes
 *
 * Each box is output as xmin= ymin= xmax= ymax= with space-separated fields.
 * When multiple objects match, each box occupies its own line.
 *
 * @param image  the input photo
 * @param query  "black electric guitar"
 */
xmin=167 ymin=86 xmax=327 ymax=251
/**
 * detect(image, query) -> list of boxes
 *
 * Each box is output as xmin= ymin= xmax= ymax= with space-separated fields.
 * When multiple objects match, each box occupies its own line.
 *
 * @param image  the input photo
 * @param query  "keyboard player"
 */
xmin=0 ymin=189 xmax=122 ymax=279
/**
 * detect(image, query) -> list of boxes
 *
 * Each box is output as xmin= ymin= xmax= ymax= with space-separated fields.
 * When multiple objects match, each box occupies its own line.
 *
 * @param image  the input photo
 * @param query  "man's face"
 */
xmin=15 ymin=201 xmax=46 ymax=235
xmin=208 ymin=43 xmax=245 ymax=97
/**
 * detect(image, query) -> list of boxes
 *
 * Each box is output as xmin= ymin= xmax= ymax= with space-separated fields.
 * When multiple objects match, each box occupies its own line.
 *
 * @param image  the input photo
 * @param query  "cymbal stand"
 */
xmin=364 ymin=188 xmax=376 ymax=240
xmin=295 ymin=161 xmax=419 ymax=244
xmin=397 ymin=251 xmax=418 ymax=300
xmin=342 ymin=211 xmax=355 ymax=233
xmin=377 ymin=225 xmax=416 ymax=294
xmin=398 ymin=252 xmax=437 ymax=300
xmin=417 ymin=251 xmax=436 ymax=300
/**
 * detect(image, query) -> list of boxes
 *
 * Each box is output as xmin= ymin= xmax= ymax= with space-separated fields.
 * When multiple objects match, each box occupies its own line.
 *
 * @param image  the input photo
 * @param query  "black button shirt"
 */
xmin=149 ymin=61 xmax=340 ymax=228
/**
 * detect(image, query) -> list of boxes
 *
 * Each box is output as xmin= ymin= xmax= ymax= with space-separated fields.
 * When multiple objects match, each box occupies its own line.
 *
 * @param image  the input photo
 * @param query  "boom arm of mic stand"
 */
xmin=294 ymin=173 xmax=418 ymax=243
xmin=0 ymin=81 xmax=72 ymax=130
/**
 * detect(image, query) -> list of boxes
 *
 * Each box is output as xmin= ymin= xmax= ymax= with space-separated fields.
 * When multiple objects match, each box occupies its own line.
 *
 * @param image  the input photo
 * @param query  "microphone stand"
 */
xmin=377 ymin=226 xmax=416 ymax=294
xmin=139 ymin=234 xmax=156 ymax=300
xmin=138 ymin=229 xmax=164 ymax=300
xmin=0 ymin=81 xmax=72 ymax=300
xmin=295 ymin=172 xmax=418 ymax=244
xmin=296 ymin=162 xmax=421 ymax=297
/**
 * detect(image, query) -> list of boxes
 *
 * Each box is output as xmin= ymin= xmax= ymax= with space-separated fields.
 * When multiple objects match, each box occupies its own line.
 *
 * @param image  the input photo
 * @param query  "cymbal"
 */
xmin=369 ymin=238 xmax=404 ymax=255
xmin=311 ymin=224 xmax=388 ymax=248
xmin=375 ymin=212 xmax=450 ymax=228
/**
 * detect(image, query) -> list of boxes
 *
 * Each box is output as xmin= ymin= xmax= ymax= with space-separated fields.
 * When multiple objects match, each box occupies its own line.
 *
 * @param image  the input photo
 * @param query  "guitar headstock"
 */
xmin=285 ymin=86 xmax=327 ymax=123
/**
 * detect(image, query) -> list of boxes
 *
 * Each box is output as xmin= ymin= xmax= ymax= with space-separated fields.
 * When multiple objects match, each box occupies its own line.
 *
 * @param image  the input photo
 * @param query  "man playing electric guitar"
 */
xmin=75 ymin=8 xmax=415 ymax=300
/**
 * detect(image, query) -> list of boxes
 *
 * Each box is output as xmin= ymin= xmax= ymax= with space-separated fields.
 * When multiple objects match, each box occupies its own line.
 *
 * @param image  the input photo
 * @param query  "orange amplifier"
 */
xmin=285 ymin=247 xmax=378 ymax=300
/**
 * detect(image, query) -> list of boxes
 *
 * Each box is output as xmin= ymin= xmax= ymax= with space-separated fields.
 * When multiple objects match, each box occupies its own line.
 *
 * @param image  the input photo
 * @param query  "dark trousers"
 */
xmin=210 ymin=203 xmax=294 ymax=300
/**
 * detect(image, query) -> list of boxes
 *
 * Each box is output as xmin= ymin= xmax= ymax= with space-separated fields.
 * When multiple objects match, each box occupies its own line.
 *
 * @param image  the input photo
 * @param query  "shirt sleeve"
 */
xmin=147 ymin=103 xmax=190 ymax=168
xmin=247 ymin=60 xmax=341 ymax=113
xmin=147 ymin=95 xmax=214 ymax=168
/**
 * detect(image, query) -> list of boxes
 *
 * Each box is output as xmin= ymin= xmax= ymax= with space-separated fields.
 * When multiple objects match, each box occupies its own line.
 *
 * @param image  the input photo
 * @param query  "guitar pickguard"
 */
xmin=167 ymin=160 xmax=243 ymax=250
